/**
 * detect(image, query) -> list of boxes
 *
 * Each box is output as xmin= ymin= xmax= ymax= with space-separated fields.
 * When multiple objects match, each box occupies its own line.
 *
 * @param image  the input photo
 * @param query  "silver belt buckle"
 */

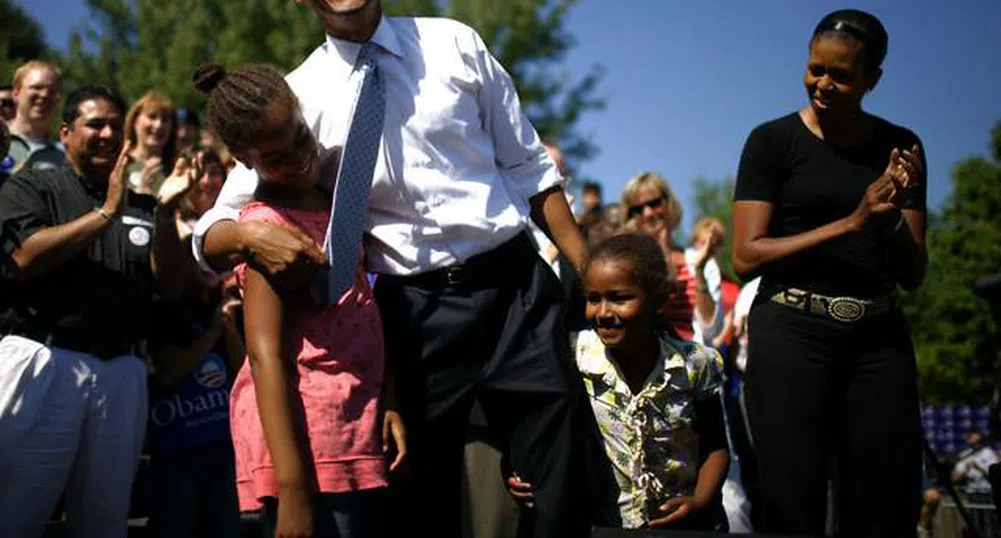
xmin=827 ymin=296 xmax=867 ymax=322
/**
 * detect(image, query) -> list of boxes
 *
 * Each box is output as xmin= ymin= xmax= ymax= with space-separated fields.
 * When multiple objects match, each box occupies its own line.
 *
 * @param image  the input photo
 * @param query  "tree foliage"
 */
xmin=0 ymin=0 xmax=49 ymax=83
xmin=383 ymin=0 xmax=605 ymax=168
xmin=57 ymin=0 xmax=603 ymax=171
xmin=59 ymin=0 xmax=323 ymax=109
xmin=690 ymin=175 xmax=737 ymax=280
xmin=903 ymin=120 xmax=1001 ymax=404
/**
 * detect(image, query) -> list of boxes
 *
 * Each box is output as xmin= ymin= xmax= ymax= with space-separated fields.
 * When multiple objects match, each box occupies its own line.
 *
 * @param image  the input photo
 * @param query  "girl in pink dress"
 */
xmin=193 ymin=63 xmax=406 ymax=538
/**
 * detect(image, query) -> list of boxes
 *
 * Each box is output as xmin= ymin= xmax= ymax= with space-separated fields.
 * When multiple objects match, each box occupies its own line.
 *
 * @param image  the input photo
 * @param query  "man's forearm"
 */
xmin=529 ymin=186 xmax=587 ymax=273
xmin=152 ymin=208 xmax=192 ymax=299
xmin=11 ymin=209 xmax=111 ymax=280
xmin=201 ymin=219 xmax=247 ymax=273
xmin=151 ymin=322 xmax=223 ymax=386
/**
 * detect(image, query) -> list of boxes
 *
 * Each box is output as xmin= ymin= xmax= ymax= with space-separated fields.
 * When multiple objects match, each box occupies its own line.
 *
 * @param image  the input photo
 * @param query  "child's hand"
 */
xmin=505 ymin=473 xmax=535 ymax=508
xmin=276 ymin=485 xmax=313 ymax=538
xmin=648 ymin=495 xmax=704 ymax=527
xmin=217 ymin=296 xmax=243 ymax=325
xmin=382 ymin=409 xmax=407 ymax=472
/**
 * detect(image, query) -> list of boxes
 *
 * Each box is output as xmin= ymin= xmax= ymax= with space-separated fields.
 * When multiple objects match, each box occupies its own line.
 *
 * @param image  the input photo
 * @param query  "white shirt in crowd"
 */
xmin=732 ymin=276 xmax=762 ymax=374
xmin=954 ymin=445 xmax=1000 ymax=494
xmin=193 ymin=16 xmax=561 ymax=276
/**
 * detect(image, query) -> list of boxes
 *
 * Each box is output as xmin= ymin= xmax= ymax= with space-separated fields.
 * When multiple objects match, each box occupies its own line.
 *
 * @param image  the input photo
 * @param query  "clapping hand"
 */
xmin=693 ymin=221 xmax=725 ymax=269
xmin=157 ymin=155 xmax=199 ymax=209
xmin=889 ymin=144 xmax=923 ymax=193
xmin=103 ymin=140 xmax=134 ymax=217
xmin=850 ymin=145 xmax=922 ymax=231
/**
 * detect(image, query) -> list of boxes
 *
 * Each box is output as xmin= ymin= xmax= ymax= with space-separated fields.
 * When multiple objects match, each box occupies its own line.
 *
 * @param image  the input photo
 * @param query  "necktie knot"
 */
xmin=356 ymin=42 xmax=379 ymax=70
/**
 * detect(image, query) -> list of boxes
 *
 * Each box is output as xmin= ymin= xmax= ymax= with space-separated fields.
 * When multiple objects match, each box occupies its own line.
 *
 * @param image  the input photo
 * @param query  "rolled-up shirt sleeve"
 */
xmin=191 ymin=162 xmax=259 ymax=275
xmin=469 ymin=27 xmax=563 ymax=200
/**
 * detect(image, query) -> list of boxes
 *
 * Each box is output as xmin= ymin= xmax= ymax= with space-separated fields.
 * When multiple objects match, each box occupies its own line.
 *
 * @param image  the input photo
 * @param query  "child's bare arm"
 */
xmin=243 ymin=268 xmax=314 ymax=534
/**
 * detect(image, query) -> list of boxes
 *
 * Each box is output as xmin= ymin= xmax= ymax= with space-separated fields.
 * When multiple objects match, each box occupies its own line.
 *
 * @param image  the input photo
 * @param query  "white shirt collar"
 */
xmin=576 ymin=331 xmax=687 ymax=394
xmin=323 ymin=16 xmax=403 ymax=76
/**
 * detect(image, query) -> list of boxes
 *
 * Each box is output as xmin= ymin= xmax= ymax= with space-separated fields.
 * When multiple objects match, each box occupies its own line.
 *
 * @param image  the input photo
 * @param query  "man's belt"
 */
xmin=770 ymin=287 xmax=897 ymax=323
xmin=379 ymin=233 xmax=531 ymax=289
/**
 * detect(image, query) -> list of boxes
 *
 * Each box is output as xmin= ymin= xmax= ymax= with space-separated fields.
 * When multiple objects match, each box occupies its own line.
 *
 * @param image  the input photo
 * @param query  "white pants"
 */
xmin=721 ymin=391 xmax=754 ymax=533
xmin=0 ymin=335 xmax=148 ymax=538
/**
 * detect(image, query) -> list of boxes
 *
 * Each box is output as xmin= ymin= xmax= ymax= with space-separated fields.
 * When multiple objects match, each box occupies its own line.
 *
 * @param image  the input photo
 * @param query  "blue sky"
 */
xmin=17 ymin=0 xmax=1001 ymax=229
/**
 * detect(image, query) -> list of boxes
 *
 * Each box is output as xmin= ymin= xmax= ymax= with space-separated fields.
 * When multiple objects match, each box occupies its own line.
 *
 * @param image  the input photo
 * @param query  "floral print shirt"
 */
xmin=572 ymin=329 xmax=724 ymax=528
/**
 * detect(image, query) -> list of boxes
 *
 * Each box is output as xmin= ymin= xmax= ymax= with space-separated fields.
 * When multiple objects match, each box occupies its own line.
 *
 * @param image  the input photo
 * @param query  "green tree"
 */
xmin=0 ymin=0 xmax=49 ymax=83
xmin=59 ymin=0 xmax=603 ymax=171
xmin=690 ymin=175 xmax=737 ymax=281
xmin=903 ymin=120 xmax=1001 ymax=404
xmin=59 ymin=0 xmax=323 ymax=108
xmin=384 ymin=0 xmax=605 ymax=170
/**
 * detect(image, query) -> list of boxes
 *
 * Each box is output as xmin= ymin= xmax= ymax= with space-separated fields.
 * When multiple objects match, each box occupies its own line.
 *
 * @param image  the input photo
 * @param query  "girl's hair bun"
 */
xmin=192 ymin=63 xmax=227 ymax=94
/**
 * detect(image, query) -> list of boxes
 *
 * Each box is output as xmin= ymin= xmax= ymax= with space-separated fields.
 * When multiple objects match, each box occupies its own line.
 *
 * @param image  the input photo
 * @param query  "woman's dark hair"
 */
xmin=811 ymin=9 xmax=888 ymax=73
xmin=191 ymin=63 xmax=296 ymax=150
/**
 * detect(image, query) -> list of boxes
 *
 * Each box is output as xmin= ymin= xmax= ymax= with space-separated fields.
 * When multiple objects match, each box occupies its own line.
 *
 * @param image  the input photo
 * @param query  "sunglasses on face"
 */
xmin=627 ymin=196 xmax=665 ymax=218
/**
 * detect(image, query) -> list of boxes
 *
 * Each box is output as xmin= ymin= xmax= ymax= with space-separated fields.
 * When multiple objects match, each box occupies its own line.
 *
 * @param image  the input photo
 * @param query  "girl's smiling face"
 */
xmin=233 ymin=99 xmax=320 ymax=191
xmin=584 ymin=258 xmax=658 ymax=351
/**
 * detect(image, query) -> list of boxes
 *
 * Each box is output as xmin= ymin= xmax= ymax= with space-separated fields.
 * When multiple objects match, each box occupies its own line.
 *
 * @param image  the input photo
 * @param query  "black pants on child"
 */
xmin=375 ymin=233 xmax=591 ymax=538
xmin=744 ymin=301 xmax=922 ymax=537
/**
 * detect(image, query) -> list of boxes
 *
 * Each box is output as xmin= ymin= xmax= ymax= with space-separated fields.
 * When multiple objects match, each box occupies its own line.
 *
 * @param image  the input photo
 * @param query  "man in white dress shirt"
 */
xmin=191 ymin=1 xmax=591 ymax=536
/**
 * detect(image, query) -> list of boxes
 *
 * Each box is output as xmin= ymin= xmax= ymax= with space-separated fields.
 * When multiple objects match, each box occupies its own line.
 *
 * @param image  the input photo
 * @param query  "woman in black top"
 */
xmin=732 ymin=9 xmax=926 ymax=537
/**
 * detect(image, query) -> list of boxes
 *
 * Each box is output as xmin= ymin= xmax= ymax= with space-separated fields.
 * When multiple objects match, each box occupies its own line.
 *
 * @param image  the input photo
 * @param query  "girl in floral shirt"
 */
xmin=509 ymin=233 xmax=729 ymax=530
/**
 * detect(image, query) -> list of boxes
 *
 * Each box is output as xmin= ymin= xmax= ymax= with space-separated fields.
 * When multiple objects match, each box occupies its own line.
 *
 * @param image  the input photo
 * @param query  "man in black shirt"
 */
xmin=0 ymin=85 xmax=191 ymax=537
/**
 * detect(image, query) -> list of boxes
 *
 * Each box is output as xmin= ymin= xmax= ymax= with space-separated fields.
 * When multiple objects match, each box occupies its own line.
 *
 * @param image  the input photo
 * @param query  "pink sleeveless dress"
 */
xmin=230 ymin=202 xmax=387 ymax=510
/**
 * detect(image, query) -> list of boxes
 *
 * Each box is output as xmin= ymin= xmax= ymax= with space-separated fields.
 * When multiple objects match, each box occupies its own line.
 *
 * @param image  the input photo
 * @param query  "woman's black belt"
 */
xmin=769 ymin=287 xmax=897 ymax=323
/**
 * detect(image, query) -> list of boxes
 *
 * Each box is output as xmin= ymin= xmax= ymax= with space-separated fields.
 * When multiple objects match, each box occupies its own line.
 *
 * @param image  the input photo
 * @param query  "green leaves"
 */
xmin=903 ymin=122 xmax=1001 ymax=404
xmin=0 ymin=0 xmax=49 ymax=83
xmin=59 ymin=0 xmax=323 ymax=108
xmin=691 ymin=175 xmax=736 ymax=280
xmin=50 ymin=0 xmax=602 ymax=176
xmin=385 ymin=0 xmax=605 ymax=173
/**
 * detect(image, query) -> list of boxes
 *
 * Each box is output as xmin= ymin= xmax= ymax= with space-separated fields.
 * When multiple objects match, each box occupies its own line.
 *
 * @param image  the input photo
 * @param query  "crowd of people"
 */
xmin=0 ymin=2 xmax=975 ymax=537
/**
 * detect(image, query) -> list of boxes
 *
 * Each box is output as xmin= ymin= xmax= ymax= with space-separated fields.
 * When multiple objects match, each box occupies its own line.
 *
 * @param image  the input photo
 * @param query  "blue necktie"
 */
xmin=324 ymin=42 xmax=385 ymax=305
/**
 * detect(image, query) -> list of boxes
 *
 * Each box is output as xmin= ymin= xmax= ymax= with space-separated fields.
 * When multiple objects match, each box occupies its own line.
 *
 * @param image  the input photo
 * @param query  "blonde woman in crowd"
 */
xmin=124 ymin=91 xmax=178 ymax=195
xmin=620 ymin=171 xmax=724 ymax=344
